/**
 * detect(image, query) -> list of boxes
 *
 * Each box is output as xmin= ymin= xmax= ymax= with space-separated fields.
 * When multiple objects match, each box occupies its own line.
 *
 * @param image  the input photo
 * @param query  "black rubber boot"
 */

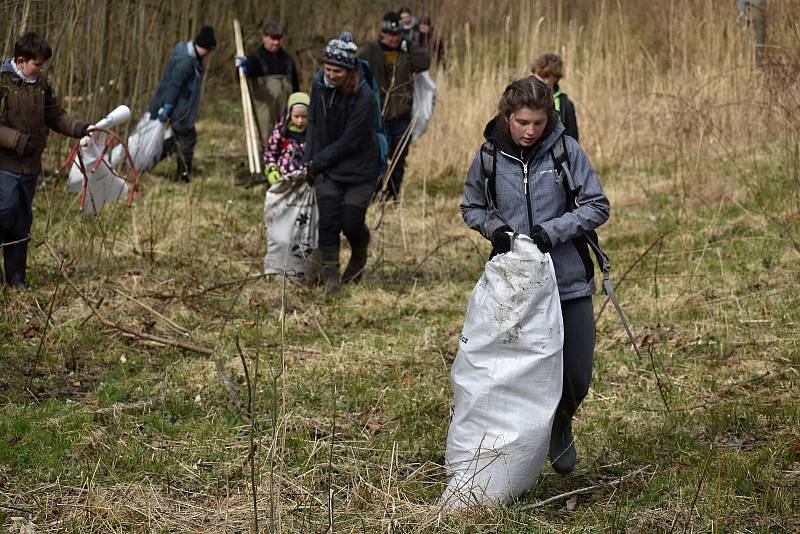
xmin=320 ymin=246 xmax=340 ymax=294
xmin=342 ymin=231 xmax=369 ymax=284
xmin=549 ymin=412 xmax=577 ymax=474
xmin=3 ymin=241 xmax=28 ymax=289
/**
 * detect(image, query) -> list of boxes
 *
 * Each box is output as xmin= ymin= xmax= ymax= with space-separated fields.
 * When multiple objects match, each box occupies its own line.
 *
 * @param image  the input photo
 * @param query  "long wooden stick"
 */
xmin=233 ymin=19 xmax=256 ymax=174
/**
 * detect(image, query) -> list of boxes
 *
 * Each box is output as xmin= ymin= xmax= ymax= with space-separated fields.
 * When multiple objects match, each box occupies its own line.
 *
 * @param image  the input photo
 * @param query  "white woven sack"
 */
xmin=442 ymin=234 xmax=564 ymax=509
xmin=263 ymin=170 xmax=318 ymax=281
xmin=411 ymin=71 xmax=437 ymax=141
xmin=111 ymin=112 xmax=170 ymax=173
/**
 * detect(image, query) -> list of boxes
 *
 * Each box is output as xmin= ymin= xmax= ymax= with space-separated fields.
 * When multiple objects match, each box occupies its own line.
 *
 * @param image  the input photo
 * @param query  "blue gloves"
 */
xmin=235 ymin=56 xmax=248 ymax=73
xmin=157 ymin=104 xmax=174 ymax=123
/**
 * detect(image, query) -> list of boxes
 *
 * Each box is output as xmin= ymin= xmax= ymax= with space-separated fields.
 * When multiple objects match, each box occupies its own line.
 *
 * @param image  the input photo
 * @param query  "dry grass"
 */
xmin=1 ymin=1 xmax=800 ymax=532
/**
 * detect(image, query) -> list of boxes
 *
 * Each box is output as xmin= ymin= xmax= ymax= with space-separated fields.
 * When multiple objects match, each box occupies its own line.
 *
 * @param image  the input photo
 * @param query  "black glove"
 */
xmin=491 ymin=225 xmax=513 ymax=255
xmin=531 ymin=225 xmax=553 ymax=253
xmin=79 ymin=124 xmax=92 ymax=138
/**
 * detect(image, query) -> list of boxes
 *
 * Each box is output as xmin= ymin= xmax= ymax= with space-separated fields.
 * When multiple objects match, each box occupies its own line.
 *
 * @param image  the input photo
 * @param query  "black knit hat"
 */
xmin=195 ymin=26 xmax=216 ymax=50
xmin=381 ymin=12 xmax=403 ymax=34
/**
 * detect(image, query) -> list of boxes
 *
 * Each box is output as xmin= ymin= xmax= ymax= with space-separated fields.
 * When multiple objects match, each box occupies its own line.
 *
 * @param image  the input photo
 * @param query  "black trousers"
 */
xmin=160 ymin=124 xmax=197 ymax=175
xmin=383 ymin=118 xmax=412 ymax=199
xmin=0 ymin=171 xmax=37 ymax=286
xmin=314 ymin=176 xmax=374 ymax=249
xmin=557 ymin=296 xmax=595 ymax=419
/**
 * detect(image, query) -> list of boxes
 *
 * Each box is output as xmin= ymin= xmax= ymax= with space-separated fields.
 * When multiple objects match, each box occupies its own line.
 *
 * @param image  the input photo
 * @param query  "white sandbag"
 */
xmin=411 ymin=71 xmax=437 ymax=141
xmin=111 ymin=112 xmax=170 ymax=173
xmin=441 ymin=234 xmax=564 ymax=509
xmin=263 ymin=169 xmax=318 ymax=281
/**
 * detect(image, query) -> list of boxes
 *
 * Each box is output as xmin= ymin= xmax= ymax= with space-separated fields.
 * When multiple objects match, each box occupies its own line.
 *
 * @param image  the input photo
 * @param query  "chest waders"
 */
xmin=249 ymin=74 xmax=293 ymax=148
xmin=480 ymin=136 xmax=643 ymax=360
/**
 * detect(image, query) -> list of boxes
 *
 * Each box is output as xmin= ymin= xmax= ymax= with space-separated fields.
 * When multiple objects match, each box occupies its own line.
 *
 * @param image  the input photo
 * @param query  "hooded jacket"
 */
xmin=358 ymin=38 xmax=430 ymax=122
xmin=304 ymin=67 xmax=379 ymax=183
xmin=461 ymin=117 xmax=610 ymax=300
xmin=554 ymin=84 xmax=579 ymax=142
xmin=148 ymin=41 xmax=206 ymax=130
xmin=0 ymin=58 xmax=88 ymax=176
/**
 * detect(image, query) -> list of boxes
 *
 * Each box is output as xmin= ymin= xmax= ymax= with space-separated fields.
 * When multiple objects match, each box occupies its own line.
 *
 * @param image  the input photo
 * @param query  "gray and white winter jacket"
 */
xmin=461 ymin=117 xmax=610 ymax=301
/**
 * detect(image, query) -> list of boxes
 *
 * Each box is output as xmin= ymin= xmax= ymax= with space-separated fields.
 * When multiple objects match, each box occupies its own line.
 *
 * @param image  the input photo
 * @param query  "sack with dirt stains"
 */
xmin=441 ymin=233 xmax=563 ymax=508
xmin=263 ymin=169 xmax=318 ymax=281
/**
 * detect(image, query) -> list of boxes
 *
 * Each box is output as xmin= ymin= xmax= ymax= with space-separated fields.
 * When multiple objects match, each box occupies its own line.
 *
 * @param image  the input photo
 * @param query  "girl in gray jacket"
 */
xmin=461 ymin=76 xmax=610 ymax=474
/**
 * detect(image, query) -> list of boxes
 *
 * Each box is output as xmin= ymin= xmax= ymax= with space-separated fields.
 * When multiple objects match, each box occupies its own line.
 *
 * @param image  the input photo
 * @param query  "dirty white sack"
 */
xmin=263 ymin=169 xmax=318 ymax=281
xmin=442 ymin=234 xmax=563 ymax=508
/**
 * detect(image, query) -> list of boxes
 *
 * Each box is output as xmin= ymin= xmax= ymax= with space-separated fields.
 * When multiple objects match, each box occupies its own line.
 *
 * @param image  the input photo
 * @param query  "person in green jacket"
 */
xmin=531 ymin=53 xmax=579 ymax=143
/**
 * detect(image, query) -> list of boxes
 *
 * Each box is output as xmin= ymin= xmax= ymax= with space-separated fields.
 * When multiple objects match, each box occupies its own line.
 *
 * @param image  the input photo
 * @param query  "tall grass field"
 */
xmin=1 ymin=0 xmax=798 ymax=531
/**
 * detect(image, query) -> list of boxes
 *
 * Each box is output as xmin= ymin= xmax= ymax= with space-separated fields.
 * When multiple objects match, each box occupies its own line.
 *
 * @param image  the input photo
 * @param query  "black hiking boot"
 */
xmin=342 ymin=232 xmax=369 ymax=284
xmin=320 ymin=246 xmax=340 ymax=294
xmin=549 ymin=413 xmax=577 ymax=474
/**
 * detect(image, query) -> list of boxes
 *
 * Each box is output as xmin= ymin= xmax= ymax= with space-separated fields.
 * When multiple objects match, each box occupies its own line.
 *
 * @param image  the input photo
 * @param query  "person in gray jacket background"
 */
xmin=148 ymin=26 xmax=216 ymax=182
xmin=461 ymin=76 xmax=610 ymax=475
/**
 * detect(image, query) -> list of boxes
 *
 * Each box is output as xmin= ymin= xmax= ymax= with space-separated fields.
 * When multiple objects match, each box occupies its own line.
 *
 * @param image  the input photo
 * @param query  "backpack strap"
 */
xmin=480 ymin=140 xmax=499 ymax=216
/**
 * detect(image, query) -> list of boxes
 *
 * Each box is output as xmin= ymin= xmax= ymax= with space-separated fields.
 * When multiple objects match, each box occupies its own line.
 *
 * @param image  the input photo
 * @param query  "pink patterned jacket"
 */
xmin=263 ymin=119 xmax=306 ymax=175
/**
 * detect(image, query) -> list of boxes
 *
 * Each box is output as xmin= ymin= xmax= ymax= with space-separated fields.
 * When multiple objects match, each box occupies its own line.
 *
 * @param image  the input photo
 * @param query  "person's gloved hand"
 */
xmin=400 ymin=39 xmax=409 ymax=53
xmin=531 ymin=225 xmax=553 ymax=253
xmin=157 ymin=104 xmax=174 ymax=123
xmin=235 ymin=56 xmax=248 ymax=73
xmin=79 ymin=124 xmax=93 ymax=138
xmin=491 ymin=225 xmax=513 ymax=255
xmin=265 ymin=163 xmax=281 ymax=185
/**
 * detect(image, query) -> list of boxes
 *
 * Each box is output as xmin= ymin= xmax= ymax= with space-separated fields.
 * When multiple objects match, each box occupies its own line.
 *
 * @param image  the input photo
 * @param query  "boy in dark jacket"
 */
xmin=531 ymin=53 xmax=579 ymax=143
xmin=148 ymin=26 xmax=216 ymax=182
xmin=0 ymin=32 xmax=90 ymax=288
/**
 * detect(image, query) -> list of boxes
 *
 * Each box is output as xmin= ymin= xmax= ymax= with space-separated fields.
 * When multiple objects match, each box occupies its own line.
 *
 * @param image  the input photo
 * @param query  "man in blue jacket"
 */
xmin=148 ymin=26 xmax=216 ymax=182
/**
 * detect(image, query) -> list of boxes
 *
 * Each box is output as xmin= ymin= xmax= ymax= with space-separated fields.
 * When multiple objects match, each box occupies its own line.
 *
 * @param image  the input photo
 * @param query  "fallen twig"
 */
xmin=114 ymin=288 xmax=191 ymax=336
xmin=44 ymin=241 xmax=214 ymax=356
xmin=518 ymin=465 xmax=651 ymax=511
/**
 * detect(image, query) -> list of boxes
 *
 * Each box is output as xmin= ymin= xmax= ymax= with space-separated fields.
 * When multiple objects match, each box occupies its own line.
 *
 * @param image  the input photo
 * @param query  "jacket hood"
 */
xmin=483 ymin=112 xmax=564 ymax=161
xmin=1 ymin=58 xmax=15 ymax=75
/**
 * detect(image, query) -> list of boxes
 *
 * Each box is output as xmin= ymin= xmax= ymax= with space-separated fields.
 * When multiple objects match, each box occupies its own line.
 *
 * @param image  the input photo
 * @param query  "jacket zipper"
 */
xmin=500 ymin=149 xmax=535 ymax=236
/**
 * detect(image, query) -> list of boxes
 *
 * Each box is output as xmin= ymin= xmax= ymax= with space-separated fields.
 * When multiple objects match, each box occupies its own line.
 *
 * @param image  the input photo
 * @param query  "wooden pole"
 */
xmin=234 ymin=19 xmax=258 ymax=174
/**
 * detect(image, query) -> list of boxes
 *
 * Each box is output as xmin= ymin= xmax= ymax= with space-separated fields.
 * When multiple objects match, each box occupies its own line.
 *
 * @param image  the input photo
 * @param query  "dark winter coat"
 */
xmin=305 ymin=67 xmax=379 ymax=184
xmin=148 ymin=41 xmax=206 ymax=129
xmin=554 ymin=84 xmax=579 ymax=142
xmin=0 ymin=58 xmax=88 ymax=176
xmin=357 ymin=39 xmax=430 ymax=121
xmin=245 ymin=46 xmax=300 ymax=92
xmin=461 ymin=117 xmax=610 ymax=300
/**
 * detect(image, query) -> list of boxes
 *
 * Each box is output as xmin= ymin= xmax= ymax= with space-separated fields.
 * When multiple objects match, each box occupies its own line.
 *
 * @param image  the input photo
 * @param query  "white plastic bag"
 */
xmin=441 ymin=234 xmax=564 ymax=509
xmin=263 ymin=169 xmax=318 ymax=281
xmin=411 ymin=71 xmax=437 ymax=141
xmin=111 ymin=112 xmax=170 ymax=173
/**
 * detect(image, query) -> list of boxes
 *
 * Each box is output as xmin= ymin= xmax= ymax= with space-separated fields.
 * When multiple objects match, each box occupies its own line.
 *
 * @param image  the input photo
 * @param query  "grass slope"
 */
xmin=0 ymin=101 xmax=798 ymax=532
